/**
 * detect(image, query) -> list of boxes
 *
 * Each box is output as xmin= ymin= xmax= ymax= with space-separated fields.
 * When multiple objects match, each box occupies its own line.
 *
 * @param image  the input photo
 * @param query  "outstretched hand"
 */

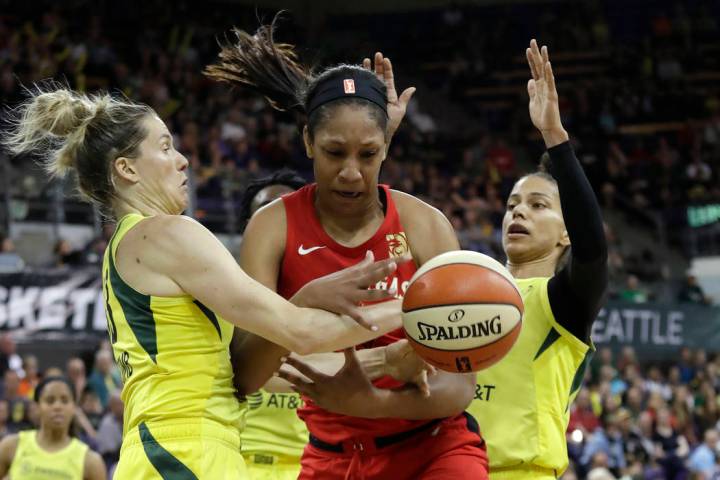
xmin=291 ymin=250 xmax=411 ymax=331
xmin=526 ymin=39 xmax=568 ymax=147
xmin=277 ymin=348 xmax=379 ymax=417
xmin=363 ymin=52 xmax=416 ymax=139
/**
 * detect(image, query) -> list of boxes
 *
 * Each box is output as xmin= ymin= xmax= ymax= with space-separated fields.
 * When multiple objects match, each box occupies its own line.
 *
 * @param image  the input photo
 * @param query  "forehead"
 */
xmin=314 ymin=104 xmax=385 ymax=142
xmin=142 ymin=114 xmax=170 ymax=139
xmin=41 ymin=381 xmax=72 ymax=397
xmin=510 ymin=175 xmax=558 ymax=198
xmin=252 ymin=185 xmax=295 ymax=210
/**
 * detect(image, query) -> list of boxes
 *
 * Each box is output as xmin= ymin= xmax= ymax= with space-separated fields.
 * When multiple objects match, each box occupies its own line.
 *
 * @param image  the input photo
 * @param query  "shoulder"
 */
xmin=83 ymin=448 xmax=106 ymax=480
xmin=0 ymin=433 xmax=19 ymax=464
xmin=389 ymin=189 xmax=459 ymax=264
xmin=125 ymin=214 xmax=216 ymax=254
xmin=242 ymin=198 xmax=287 ymax=248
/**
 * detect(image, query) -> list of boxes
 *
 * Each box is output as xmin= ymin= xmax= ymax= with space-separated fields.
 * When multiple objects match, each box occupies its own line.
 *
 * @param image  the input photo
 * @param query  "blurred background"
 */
xmin=1 ymin=0 xmax=720 ymax=478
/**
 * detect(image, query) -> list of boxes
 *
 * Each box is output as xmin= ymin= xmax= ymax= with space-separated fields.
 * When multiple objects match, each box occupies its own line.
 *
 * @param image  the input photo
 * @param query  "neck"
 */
xmin=37 ymin=425 xmax=70 ymax=447
xmin=507 ymin=249 xmax=561 ymax=279
xmin=113 ymin=192 xmax=177 ymax=219
xmin=314 ymin=189 xmax=383 ymax=239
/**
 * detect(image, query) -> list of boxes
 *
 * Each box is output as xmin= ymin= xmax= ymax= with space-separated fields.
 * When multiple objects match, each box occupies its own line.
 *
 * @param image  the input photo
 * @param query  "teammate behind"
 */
xmin=237 ymin=170 xmax=309 ymax=480
xmin=206 ymin=20 xmax=489 ymax=479
xmin=0 ymin=376 xmax=107 ymax=480
xmin=3 ymin=86 xmax=406 ymax=479
xmin=466 ymin=39 xmax=609 ymax=479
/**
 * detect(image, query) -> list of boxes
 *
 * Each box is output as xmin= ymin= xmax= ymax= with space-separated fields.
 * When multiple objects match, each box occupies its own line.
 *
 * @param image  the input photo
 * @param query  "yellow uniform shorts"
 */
xmin=115 ymin=419 xmax=247 ymax=480
xmin=490 ymin=464 xmax=559 ymax=480
xmin=243 ymin=453 xmax=301 ymax=480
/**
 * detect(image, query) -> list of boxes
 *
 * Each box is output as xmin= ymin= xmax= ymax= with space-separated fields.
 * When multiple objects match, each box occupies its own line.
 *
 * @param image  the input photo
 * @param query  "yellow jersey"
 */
xmin=9 ymin=430 xmax=87 ymax=480
xmin=241 ymin=389 xmax=308 ymax=461
xmin=467 ymin=277 xmax=593 ymax=478
xmin=102 ymin=213 xmax=244 ymax=437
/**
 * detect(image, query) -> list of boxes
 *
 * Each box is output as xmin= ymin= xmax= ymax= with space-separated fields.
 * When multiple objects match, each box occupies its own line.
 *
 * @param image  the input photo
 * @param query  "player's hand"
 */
xmin=383 ymin=339 xmax=436 ymax=397
xmin=363 ymin=52 xmax=416 ymax=140
xmin=291 ymin=250 xmax=411 ymax=330
xmin=525 ymin=39 xmax=568 ymax=147
xmin=277 ymin=348 xmax=379 ymax=417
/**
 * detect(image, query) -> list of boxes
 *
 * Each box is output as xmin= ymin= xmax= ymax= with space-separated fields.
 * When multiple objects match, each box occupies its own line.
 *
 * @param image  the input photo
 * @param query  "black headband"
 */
xmin=306 ymin=74 xmax=387 ymax=118
xmin=34 ymin=376 xmax=76 ymax=403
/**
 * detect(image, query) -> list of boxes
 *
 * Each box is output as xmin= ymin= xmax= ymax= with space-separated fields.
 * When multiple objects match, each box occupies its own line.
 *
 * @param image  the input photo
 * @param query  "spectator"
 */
xmin=569 ymin=388 xmax=601 ymax=435
xmin=580 ymin=411 xmax=626 ymax=474
xmin=653 ymin=407 xmax=689 ymax=479
xmin=0 ymin=399 xmax=10 ymax=438
xmin=65 ymin=357 xmax=87 ymax=401
xmin=619 ymin=275 xmax=649 ymax=303
xmin=2 ymin=370 xmax=31 ymax=432
xmin=96 ymin=393 xmax=123 ymax=471
xmin=87 ymin=350 xmax=121 ymax=409
xmin=80 ymin=389 xmax=104 ymax=431
xmin=0 ymin=334 xmax=22 ymax=378
xmin=18 ymin=355 xmax=39 ymax=399
xmin=677 ymin=275 xmax=713 ymax=305
xmin=687 ymin=428 xmax=720 ymax=478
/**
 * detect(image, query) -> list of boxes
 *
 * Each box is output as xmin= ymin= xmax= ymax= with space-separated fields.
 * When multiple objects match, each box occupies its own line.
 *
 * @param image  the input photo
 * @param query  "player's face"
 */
xmin=38 ymin=381 xmax=75 ymax=432
xmin=502 ymin=175 xmax=569 ymax=264
xmin=116 ymin=114 xmax=190 ymax=215
xmin=305 ymin=104 xmax=387 ymax=216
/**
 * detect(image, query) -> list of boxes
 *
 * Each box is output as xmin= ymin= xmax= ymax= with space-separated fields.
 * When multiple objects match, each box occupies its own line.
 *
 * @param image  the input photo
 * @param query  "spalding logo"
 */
xmin=448 ymin=309 xmax=465 ymax=323
xmin=417 ymin=315 xmax=502 ymax=341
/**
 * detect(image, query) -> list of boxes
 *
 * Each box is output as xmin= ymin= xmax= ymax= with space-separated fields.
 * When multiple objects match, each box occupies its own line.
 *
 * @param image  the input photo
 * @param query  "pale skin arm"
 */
xmin=0 ymin=434 xmax=18 ymax=478
xmin=83 ymin=450 xmax=107 ymax=480
xmin=280 ymin=195 xmax=476 ymax=419
xmin=128 ymin=214 xmax=401 ymax=356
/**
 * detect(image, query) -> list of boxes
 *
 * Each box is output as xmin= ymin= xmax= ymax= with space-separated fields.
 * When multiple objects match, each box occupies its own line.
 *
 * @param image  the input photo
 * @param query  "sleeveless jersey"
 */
xmin=279 ymin=184 xmax=420 ymax=442
xmin=101 ymin=213 xmax=244 ymax=437
xmin=467 ymin=277 xmax=593 ymax=476
xmin=9 ymin=430 xmax=87 ymax=480
xmin=241 ymin=389 xmax=307 ymax=459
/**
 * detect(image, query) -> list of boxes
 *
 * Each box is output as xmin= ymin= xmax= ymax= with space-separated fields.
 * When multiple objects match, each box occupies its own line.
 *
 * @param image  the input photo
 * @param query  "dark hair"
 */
xmin=34 ymin=376 xmax=76 ymax=403
xmin=239 ymin=169 xmax=306 ymax=230
xmin=204 ymin=14 xmax=388 ymax=140
xmin=521 ymin=152 xmax=571 ymax=274
xmin=3 ymin=84 xmax=154 ymax=217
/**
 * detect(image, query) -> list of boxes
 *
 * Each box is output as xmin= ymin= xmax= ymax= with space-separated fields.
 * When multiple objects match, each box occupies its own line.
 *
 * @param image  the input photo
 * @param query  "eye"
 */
xmin=324 ymin=149 xmax=343 ymax=157
xmin=163 ymin=144 xmax=171 ymax=153
xmin=506 ymin=203 xmax=516 ymax=211
xmin=533 ymin=202 xmax=547 ymax=209
xmin=361 ymin=150 xmax=378 ymax=159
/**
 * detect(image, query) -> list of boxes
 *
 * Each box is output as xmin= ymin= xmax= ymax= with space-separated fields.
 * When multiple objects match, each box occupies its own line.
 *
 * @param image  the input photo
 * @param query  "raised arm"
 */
xmin=139 ymin=214 xmax=400 ymax=355
xmin=526 ymin=39 xmax=608 ymax=341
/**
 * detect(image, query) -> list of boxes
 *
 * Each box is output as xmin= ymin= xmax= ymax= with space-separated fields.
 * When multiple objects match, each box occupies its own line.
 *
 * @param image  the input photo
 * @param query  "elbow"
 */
xmin=282 ymin=325 xmax=317 ymax=356
xmin=433 ymin=374 xmax=475 ymax=418
xmin=455 ymin=375 xmax=476 ymax=412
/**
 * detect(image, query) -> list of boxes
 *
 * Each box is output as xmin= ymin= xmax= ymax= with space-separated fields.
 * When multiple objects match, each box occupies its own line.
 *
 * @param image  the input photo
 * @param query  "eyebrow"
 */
xmin=159 ymin=133 xmax=172 ymax=143
xmin=323 ymin=138 xmax=381 ymax=146
xmin=507 ymin=192 xmax=554 ymax=201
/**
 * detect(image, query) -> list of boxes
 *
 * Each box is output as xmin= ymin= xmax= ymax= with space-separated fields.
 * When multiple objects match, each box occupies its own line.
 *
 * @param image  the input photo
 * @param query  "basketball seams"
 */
xmin=402 ymin=302 xmax=522 ymax=314
xmin=407 ymin=262 xmax=522 ymax=299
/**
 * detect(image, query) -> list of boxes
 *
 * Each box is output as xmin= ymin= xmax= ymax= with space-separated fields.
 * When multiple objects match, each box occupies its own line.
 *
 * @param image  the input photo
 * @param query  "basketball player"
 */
xmin=206 ymin=20 xmax=489 ymax=479
xmin=237 ymin=170 xmax=310 ymax=480
xmin=464 ymin=40 xmax=608 ymax=479
xmin=0 ymin=376 xmax=107 ymax=479
xmin=3 ymin=87 xmax=407 ymax=479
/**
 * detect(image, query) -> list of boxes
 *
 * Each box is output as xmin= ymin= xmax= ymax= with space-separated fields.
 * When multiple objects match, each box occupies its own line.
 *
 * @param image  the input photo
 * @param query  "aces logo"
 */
xmin=386 ymin=232 xmax=410 ymax=258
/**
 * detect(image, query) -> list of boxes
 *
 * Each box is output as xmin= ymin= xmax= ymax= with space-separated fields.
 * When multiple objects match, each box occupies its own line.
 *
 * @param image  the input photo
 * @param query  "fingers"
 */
xmin=541 ymin=44 xmax=549 ymax=65
xmin=352 ymin=250 xmax=375 ymax=271
xmin=276 ymin=366 xmax=315 ymax=397
xmin=374 ymin=52 xmax=384 ymax=79
xmin=282 ymin=356 xmax=328 ymax=382
xmin=357 ymin=256 xmax=398 ymax=287
xmin=362 ymin=57 xmax=371 ymax=70
xmin=345 ymin=306 xmax=378 ymax=331
xmin=417 ymin=370 xmax=431 ymax=398
xmin=526 ymin=47 xmax=539 ymax=81
xmin=356 ymin=288 xmax=397 ymax=304
xmin=398 ymin=87 xmax=416 ymax=108
xmin=527 ymin=79 xmax=536 ymax=99
xmin=343 ymin=347 xmax=362 ymax=370
xmin=545 ymin=61 xmax=557 ymax=94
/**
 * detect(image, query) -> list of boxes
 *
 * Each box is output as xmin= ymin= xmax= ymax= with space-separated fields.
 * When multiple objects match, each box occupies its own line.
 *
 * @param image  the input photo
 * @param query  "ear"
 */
xmin=113 ymin=157 xmax=140 ymax=184
xmin=558 ymin=229 xmax=570 ymax=248
xmin=302 ymin=125 xmax=313 ymax=159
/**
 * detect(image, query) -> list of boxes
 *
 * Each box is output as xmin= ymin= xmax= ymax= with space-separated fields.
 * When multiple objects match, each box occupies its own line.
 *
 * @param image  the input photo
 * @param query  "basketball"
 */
xmin=402 ymin=251 xmax=524 ymax=373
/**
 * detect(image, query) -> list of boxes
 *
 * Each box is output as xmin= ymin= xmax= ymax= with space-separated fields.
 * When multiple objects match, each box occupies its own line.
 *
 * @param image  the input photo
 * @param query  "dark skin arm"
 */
xmin=280 ymin=193 xmax=476 ymax=419
xmin=0 ymin=434 xmax=17 ymax=478
xmin=231 ymin=199 xmax=401 ymax=396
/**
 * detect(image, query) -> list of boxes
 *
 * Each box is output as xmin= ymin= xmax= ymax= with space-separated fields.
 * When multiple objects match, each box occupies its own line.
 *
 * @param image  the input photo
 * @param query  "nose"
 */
xmin=512 ymin=203 xmax=528 ymax=219
xmin=337 ymin=161 xmax=362 ymax=183
xmin=178 ymin=152 xmax=189 ymax=171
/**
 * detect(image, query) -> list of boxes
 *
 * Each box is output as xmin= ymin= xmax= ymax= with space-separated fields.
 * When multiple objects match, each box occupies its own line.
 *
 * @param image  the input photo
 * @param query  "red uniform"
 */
xmin=279 ymin=184 xmax=488 ymax=480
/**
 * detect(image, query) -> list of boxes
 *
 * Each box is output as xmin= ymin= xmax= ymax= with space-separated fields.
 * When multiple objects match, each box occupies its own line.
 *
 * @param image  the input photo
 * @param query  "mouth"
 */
xmin=333 ymin=190 xmax=362 ymax=199
xmin=507 ymin=223 xmax=530 ymax=238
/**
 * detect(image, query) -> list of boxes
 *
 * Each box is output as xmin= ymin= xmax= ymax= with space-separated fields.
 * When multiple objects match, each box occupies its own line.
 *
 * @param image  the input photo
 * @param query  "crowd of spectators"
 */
xmin=563 ymin=346 xmax=720 ymax=480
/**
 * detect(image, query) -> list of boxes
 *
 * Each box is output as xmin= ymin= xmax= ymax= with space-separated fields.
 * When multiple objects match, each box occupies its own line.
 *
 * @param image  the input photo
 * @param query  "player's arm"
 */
xmin=0 ymin=434 xmax=18 ymax=477
xmin=141 ymin=214 xmax=401 ymax=356
xmin=281 ymin=198 xmax=476 ymax=419
xmin=231 ymin=201 xmax=402 ymax=394
xmin=525 ymin=39 xmax=608 ymax=342
xmin=83 ymin=450 xmax=107 ymax=480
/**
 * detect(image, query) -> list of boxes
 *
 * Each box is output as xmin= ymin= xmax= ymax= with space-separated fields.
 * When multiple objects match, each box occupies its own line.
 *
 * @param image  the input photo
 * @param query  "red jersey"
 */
xmin=279 ymin=183 xmax=423 ymax=442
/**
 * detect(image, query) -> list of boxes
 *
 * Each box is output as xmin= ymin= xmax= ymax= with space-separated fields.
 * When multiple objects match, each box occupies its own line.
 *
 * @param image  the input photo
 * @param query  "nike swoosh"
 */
xmin=298 ymin=245 xmax=326 ymax=256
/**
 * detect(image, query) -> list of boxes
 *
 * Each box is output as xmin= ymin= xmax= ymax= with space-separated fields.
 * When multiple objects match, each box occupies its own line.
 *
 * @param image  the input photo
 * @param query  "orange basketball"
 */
xmin=402 ymin=251 xmax=524 ymax=373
